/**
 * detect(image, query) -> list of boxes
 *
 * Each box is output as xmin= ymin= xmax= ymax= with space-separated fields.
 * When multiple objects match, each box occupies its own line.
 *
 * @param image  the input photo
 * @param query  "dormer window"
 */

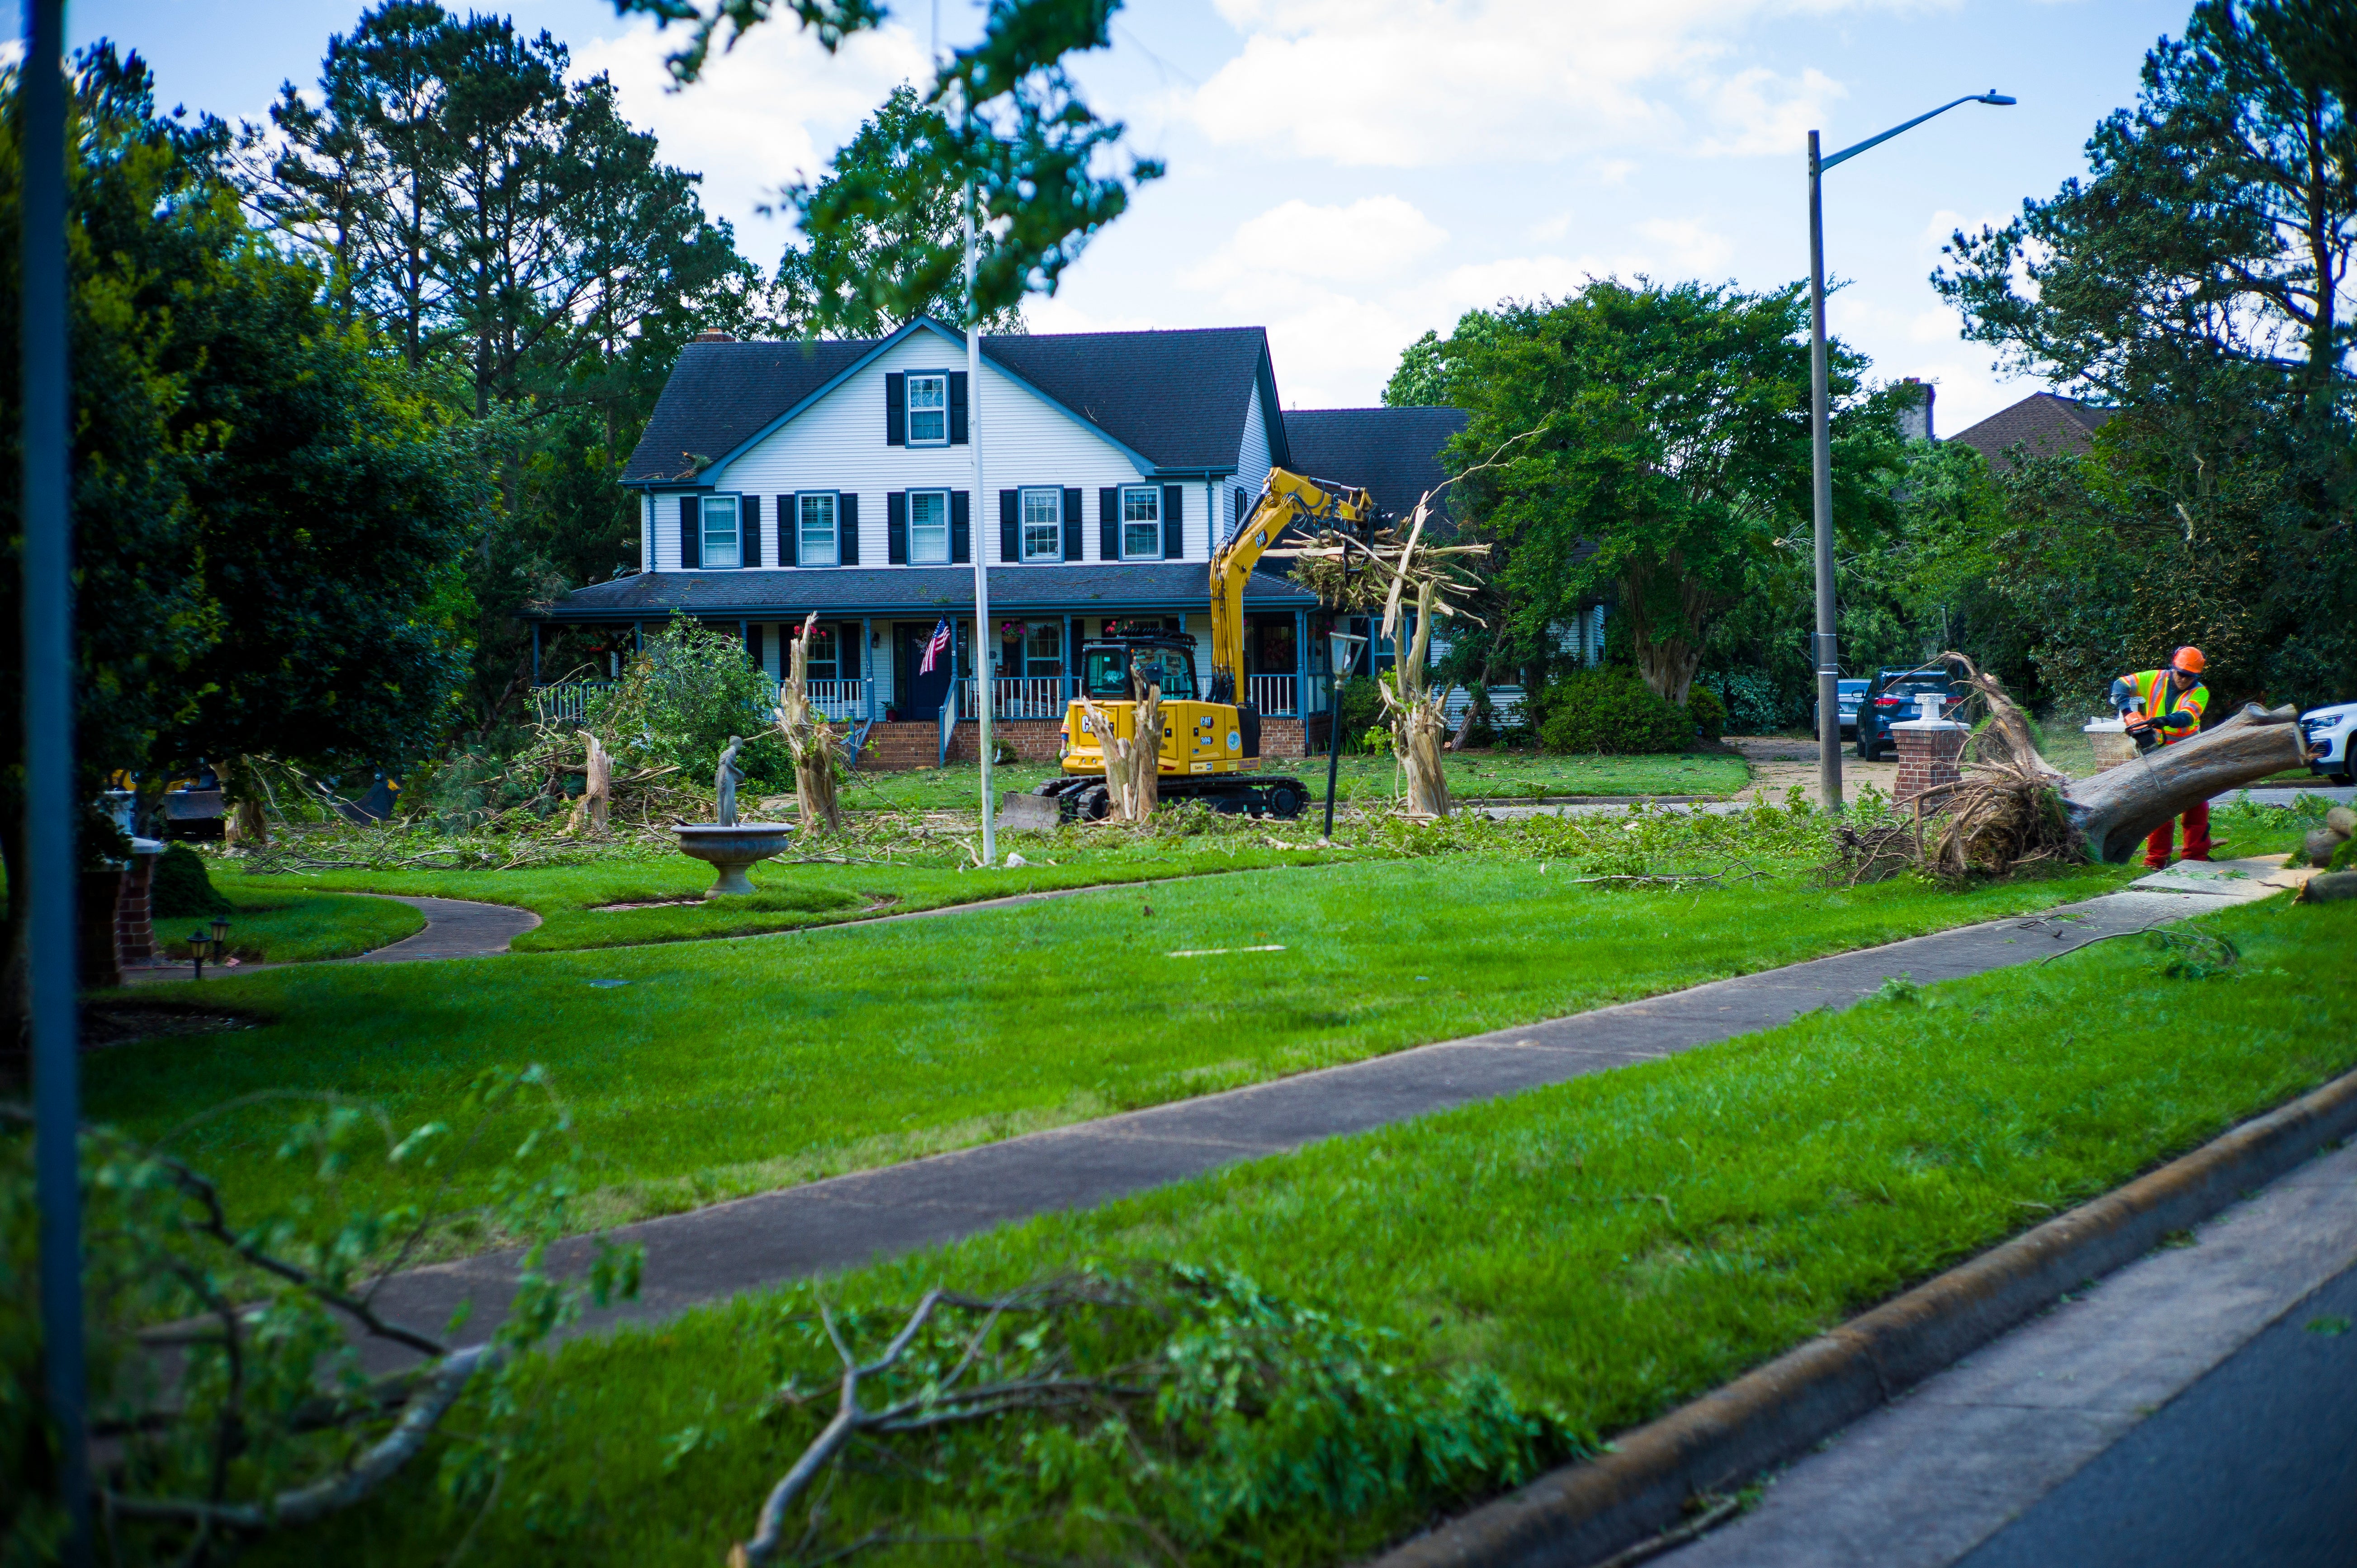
xmin=700 ymin=495 xmax=741 ymax=569
xmin=907 ymin=374 xmax=948 ymax=445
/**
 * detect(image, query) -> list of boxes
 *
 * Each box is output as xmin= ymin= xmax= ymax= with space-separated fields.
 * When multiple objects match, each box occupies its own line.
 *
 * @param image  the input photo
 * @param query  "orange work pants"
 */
xmin=2144 ymin=799 xmax=2212 ymax=868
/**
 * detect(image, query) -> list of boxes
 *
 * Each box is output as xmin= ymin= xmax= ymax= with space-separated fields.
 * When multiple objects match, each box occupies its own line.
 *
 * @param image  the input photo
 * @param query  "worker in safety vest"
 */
xmin=2108 ymin=645 xmax=2211 ymax=868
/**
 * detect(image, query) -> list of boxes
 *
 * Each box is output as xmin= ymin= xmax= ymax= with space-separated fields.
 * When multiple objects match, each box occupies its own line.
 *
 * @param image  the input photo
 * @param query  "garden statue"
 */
xmin=715 ymin=735 xmax=745 ymax=826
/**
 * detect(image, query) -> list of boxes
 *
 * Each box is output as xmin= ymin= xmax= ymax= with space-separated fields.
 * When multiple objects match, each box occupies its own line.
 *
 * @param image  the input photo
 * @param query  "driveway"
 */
xmin=1723 ymin=734 xmax=1898 ymax=804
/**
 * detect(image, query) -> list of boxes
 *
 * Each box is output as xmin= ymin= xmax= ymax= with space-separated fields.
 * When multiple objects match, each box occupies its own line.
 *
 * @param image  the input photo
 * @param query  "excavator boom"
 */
xmin=1206 ymin=468 xmax=1377 ymax=703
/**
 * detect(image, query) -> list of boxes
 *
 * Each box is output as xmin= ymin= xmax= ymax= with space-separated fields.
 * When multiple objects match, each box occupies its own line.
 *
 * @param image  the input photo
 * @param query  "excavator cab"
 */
xmin=1080 ymin=636 xmax=1198 ymax=703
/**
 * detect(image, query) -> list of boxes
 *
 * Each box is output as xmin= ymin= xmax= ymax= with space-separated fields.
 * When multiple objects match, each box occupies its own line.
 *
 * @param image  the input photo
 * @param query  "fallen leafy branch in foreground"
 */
xmin=1 ymin=1068 xmax=640 ymax=1566
xmin=722 ymin=1265 xmax=1584 ymax=1567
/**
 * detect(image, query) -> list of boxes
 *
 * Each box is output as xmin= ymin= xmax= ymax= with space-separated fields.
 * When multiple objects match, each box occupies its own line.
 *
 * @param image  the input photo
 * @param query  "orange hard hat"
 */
xmin=2172 ymin=645 xmax=2206 ymax=674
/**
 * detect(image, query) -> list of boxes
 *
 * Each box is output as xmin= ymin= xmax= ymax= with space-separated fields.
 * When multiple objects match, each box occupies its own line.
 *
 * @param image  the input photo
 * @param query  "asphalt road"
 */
xmin=1956 ymin=1260 xmax=2357 ymax=1568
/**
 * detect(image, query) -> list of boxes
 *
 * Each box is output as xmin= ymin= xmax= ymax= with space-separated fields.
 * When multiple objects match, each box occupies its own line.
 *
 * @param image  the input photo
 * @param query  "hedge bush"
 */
xmin=151 ymin=842 xmax=230 ymax=918
xmin=1538 ymin=670 xmax=1694 ymax=755
xmin=1334 ymin=675 xmax=1386 ymax=753
xmin=1686 ymin=684 xmax=1726 ymax=743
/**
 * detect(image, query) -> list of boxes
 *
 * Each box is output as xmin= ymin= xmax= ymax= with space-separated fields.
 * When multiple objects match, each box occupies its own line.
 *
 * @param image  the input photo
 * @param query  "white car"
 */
xmin=2303 ymin=702 xmax=2357 ymax=783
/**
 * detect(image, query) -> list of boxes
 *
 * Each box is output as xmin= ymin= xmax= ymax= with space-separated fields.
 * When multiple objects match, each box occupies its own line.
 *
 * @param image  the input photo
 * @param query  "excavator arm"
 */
xmin=1206 ymin=468 xmax=1377 ymax=704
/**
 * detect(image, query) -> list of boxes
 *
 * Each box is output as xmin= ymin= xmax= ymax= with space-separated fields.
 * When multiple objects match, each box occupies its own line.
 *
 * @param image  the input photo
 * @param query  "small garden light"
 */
xmin=211 ymin=914 xmax=230 ymax=954
xmin=189 ymin=927 xmax=212 ymax=981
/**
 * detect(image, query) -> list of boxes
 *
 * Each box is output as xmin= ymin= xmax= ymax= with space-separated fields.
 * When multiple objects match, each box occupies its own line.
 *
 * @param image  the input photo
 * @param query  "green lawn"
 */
xmin=841 ymin=748 xmax=1750 ymax=812
xmin=158 ymin=883 xmax=425 ymax=964
xmin=97 ymin=817 xmax=2157 ymax=1241
xmin=260 ymin=883 xmax=2357 ymax=1568
xmin=213 ymin=831 xmax=1369 ymax=954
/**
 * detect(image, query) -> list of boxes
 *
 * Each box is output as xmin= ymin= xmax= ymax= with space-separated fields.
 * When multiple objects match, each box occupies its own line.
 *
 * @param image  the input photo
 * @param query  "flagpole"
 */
xmin=966 ymin=175 xmax=994 ymax=864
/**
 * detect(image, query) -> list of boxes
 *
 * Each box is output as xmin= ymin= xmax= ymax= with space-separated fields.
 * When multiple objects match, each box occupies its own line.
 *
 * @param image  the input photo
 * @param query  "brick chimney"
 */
xmin=691 ymin=331 xmax=735 ymax=344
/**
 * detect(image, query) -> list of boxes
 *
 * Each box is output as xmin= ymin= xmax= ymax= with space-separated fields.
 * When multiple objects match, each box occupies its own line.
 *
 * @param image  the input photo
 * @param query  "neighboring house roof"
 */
xmin=535 ymin=563 xmax=1315 ymax=622
xmin=1948 ymin=392 xmax=2114 ymax=471
xmin=1280 ymin=406 xmax=1469 ymax=522
xmin=621 ymin=320 xmax=1287 ymax=486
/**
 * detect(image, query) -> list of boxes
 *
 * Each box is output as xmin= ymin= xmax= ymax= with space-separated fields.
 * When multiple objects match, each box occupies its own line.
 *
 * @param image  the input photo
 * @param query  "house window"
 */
xmin=907 ymin=374 xmax=948 ymax=445
xmin=908 ymin=489 xmax=950 ymax=564
xmin=1024 ymin=621 xmax=1063 ymax=675
xmin=799 ymin=492 xmax=838 ymax=567
xmin=701 ymin=495 xmax=741 ymax=569
xmin=1120 ymin=486 xmax=1161 ymax=559
xmin=1021 ymin=487 xmax=1062 ymax=561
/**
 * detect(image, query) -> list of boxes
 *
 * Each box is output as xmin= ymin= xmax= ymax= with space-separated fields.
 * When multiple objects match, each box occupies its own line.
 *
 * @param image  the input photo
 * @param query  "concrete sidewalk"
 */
xmin=353 ymin=857 xmax=2307 ymax=1371
xmin=1664 ymin=1111 xmax=2357 ymax=1567
xmin=121 ymin=893 xmax=541 ymax=982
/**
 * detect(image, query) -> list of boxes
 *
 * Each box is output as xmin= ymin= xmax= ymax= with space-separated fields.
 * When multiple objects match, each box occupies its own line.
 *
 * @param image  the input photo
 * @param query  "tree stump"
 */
xmin=1379 ymin=579 xmax=1453 ymax=818
xmin=565 ymin=733 xmax=612 ymax=837
xmin=776 ymin=612 xmax=844 ymax=835
xmin=1076 ymin=661 xmax=1162 ymax=823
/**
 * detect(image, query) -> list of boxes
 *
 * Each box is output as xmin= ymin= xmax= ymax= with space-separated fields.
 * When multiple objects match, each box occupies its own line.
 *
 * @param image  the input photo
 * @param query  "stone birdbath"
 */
xmin=673 ymin=735 xmax=793 ymax=896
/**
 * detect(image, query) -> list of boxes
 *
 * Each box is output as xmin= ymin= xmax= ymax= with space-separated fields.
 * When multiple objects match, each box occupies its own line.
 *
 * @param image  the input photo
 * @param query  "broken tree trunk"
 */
xmin=2062 ymin=703 xmax=2305 ymax=862
xmin=1381 ymin=577 xmax=1452 ymax=818
xmin=564 ymin=733 xmax=612 ymax=837
xmin=776 ymin=612 xmax=844 ymax=835
xmin=1076 ymin=661 xmax=1162 ymax=822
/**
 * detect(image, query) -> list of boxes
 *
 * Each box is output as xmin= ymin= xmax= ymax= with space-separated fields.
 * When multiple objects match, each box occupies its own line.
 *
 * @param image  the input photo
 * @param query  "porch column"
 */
xmin=860 ymin=616 xmax=875 ymax=719
xmin=530 ymin=621 xmax=541 ymax=685
xmin=1293 ymin=607 xmax=1308 ymax=715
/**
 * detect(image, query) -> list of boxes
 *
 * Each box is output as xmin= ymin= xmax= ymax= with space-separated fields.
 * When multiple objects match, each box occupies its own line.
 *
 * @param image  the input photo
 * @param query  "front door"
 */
xmin=896 ymin=620 xmax=958 ymax=721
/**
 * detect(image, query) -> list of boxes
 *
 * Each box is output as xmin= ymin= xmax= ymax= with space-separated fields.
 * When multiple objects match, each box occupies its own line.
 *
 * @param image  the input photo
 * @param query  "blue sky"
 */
xmin=23 ymin=0 xmax=2188 ymax=429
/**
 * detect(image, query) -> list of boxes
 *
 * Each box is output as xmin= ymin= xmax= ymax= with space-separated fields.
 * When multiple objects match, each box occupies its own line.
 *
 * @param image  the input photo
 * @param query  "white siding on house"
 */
xmin=1230 ymin=380 xmax=1273 ymax=548
xmin=686 ymin=330 xmax=1186 ymax=573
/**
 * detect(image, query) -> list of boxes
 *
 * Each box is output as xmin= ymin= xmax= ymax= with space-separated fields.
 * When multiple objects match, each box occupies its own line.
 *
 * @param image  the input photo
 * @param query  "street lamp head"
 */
xmin=1978 ymin=91 xmax=2016 ymax=105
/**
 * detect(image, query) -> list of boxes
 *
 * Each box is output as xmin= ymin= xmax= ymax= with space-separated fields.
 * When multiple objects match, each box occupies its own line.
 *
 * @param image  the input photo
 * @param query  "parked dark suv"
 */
xmin=1855 ymin=668 xmax=1965 ymax=760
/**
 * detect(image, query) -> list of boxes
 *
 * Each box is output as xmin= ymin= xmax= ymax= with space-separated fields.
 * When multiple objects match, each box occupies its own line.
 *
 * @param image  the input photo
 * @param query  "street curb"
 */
xmin=1368 ymin=1064 xmax=2357 ymax=1568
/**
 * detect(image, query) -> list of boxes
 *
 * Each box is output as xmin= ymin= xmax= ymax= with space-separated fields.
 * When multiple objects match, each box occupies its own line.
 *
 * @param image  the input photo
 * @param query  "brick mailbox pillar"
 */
xmin=1892 ymin=718 xmax=1967 ymax=807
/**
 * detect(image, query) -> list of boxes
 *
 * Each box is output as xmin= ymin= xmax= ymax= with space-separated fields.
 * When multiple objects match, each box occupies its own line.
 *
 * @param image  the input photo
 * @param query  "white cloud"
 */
xmin=1191 ymin=0 xmax=1900 ymax=168
xmin=573 ymin=14 xmax=928 ymax=255
xmin=1187 ymin=196 xmax=1448 ymax=288
xmin=1633 ymin=217 xmax=1733 ymax=274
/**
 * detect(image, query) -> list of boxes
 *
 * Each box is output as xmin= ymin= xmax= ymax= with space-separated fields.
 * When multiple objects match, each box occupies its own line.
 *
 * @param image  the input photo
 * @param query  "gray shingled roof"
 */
xmin=1949 ymin=392 xmax=2114 ymax=472
xmin=1281 ymin=406 xmax=1468 ymax=522
xmin=624 ymin=338 xmax=870 ymax=485
xmin=621 ymin=321 xmax=1284 ymax=486
xmin=535 ymin=562 xmax=1316 ymax=621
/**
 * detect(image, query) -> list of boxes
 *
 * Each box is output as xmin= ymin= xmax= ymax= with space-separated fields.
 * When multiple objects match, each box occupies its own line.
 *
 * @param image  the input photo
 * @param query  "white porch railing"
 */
xmin=1248 ymin=674 xmax=1299 ymax=716
xmin=781 ymin=677 xmax=871 ymax=720
xmin=959 ymin=676 xmax=1070 ymax=721
xmin=530 ymin=682 xmax=611 ymax=724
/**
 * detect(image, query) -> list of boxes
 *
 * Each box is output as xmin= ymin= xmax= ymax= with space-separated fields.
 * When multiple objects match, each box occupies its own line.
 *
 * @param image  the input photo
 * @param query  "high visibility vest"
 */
xmin=2125 ymin=668 xmax=2208 ymax=745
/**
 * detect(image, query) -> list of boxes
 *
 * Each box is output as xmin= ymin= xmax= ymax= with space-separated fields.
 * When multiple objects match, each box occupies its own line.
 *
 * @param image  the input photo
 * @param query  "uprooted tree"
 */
xmin=1844 ymin=652 xmax=2309 ymax=878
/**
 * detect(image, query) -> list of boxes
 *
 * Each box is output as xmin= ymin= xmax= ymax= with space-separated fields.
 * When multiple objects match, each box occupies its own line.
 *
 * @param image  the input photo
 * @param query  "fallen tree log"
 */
xmin=2062 ymin=702 xmax=2306 ymax=862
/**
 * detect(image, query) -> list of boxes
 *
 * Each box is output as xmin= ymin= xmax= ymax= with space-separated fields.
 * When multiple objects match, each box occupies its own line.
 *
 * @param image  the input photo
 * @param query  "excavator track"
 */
xmin=1032 ymin=775 xmax=1311 ymax=821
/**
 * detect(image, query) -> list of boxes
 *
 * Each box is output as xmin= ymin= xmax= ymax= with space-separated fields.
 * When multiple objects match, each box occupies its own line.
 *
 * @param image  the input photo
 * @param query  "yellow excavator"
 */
xmin=1041 ymin=468 xmax=1379 ymax=820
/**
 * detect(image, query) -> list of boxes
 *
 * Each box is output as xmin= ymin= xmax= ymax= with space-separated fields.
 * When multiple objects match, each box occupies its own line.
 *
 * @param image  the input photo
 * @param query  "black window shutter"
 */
xmin=1099 ymin=487 xmax=1119 ymax=560
xmin=999 ymin=489 xmax=1020 ymax=562
xmin=885 ymin=373 xmax=906 ymax=445
xmin=948 ymin=372 xmax=969 ymax=445
xmin=1163 ymin=484 xmax=1185 ymax=558
xmin=745 ymin=622 xmax=761 ymax=663
xmin=887 ymin=491 xmax=908 ymax=563
xmin=679 ymin=495 xmax=700 ymax=568
xmin=742 ymin=494 xmax=762 ymax=568
xmin=783 ymin=496 xmax=800 ymax=567
xmin=1061 ymin=487 xmax=1082 ymax=561
xmin=950 ymin=490 xmax=970 ymax=563
xmin=838 ymin=493 xmax=859 ymax=565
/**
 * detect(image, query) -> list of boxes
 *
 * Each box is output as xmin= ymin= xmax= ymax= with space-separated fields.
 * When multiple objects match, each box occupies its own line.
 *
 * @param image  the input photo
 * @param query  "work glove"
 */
xmin=2153 ymin=709 xmax=2193 ymax=731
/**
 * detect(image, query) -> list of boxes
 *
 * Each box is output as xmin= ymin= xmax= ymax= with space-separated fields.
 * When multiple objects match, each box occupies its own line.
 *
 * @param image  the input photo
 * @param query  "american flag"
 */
xmin=917 ymin=617 xmax=952 ymax=675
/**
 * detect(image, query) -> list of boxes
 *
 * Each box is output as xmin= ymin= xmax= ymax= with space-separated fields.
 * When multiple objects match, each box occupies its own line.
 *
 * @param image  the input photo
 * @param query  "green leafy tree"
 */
xmin=1934 ymin=0 xmax=2354 ymax=709
xmin=624 ymin=0 xmax=1161 ymax=329
xmin=2 ymin=46 xmax=483 ymax=1033
xmin=1440 ymin=280 xmax=1904 ymax=706
xmin=772 ymin=85 xmax=1027 ymax=336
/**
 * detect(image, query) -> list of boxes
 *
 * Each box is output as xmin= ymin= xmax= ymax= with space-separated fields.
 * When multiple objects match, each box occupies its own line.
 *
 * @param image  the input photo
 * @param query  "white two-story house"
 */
xmin=530 ymin=316 xmax=1467 ymax=761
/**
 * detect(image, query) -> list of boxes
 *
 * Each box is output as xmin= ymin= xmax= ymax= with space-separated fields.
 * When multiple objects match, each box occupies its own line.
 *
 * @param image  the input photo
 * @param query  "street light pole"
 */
xmin=22 ymin=0 xmax=91 ymax=1559
xmin=1807 ymin=91 xmax=2013 ymax=814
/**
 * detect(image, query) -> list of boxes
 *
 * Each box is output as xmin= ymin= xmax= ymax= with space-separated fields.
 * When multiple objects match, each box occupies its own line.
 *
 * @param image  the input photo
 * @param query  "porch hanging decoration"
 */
xmin=776 ymin=611 xmax=847 ymax=835
xmin=1270 ymin=487 xmax=1488 ymax=821
xmin=1074 ymin=656 xmax=1162 ymax=823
